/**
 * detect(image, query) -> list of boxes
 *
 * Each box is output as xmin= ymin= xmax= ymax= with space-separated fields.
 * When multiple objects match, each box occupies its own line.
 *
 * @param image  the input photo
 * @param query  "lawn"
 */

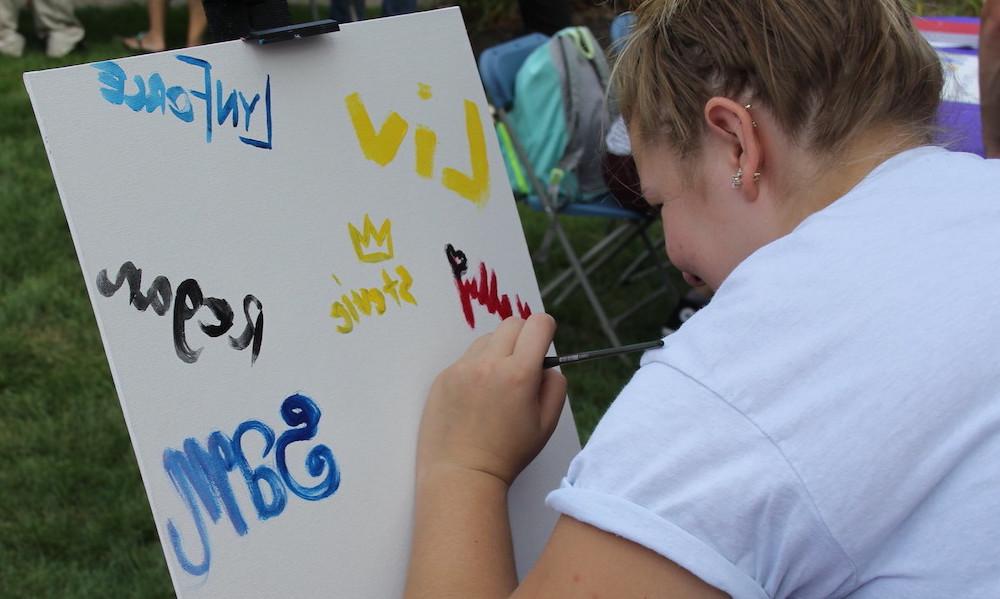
xmin=0 ymin=1 xmax=984 ymax=597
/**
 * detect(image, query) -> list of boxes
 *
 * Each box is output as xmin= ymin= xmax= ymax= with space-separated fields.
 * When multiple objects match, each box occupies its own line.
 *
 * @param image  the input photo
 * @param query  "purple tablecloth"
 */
xmin=938 ymin=101 xmax=984 ymax=157
xmin=934 ymin=39 xmax=985 ymax=157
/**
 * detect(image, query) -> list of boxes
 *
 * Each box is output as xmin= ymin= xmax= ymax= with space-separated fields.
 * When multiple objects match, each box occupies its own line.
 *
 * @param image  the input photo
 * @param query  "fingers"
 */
xmin=537 ymin=369 xmax=567 ymax=434
xmin=512 ymin=313 xmax=556 ymax=368
xmin=464 ymin=313 xmax=557 ymax=367
xmin=463 ymin=331 xmax=493 ymax=359
xmin=484 ymin=316 xmax=526 ymax=358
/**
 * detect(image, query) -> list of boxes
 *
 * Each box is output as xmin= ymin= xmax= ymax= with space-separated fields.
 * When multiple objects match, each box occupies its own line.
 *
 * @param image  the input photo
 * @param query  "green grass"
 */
xmin=0 ymin=9 xmax=182 ymax=598
xmin=0 ymin=1 xmax=986 ymax=596
xmin=916 ymin=0 xmax=984 ymax=14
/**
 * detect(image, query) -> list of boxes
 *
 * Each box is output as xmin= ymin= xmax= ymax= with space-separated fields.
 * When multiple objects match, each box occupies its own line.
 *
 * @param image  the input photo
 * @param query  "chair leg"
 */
xmin=546 ymin=221 xmax=644 ymax=305
xmin=534 ymin=221 xmax=556 ymax=264
xmin=639 ymin=225 xmax=678 ymax=305
xmin=495 ymin=107 xmax=622 ymax=349
xmin=541 ymin=221 xmax=634 ymax=297
xmin=548 ymin=217 xmax=624 ymax=348
xmin=616 ymin=243 xmax=654 ymax=286
xmin=610 ymin=286 xmax=670 ymax=329
xmin=613 ymin=220 xmax=656 ymax=284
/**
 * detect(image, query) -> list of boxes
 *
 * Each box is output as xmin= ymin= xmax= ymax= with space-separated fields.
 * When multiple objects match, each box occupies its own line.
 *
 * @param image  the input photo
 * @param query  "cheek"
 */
xmin=660 ymin=204 xmax=706 ymax=273
xmin=660 ymin=217 xmax=688 ymax=265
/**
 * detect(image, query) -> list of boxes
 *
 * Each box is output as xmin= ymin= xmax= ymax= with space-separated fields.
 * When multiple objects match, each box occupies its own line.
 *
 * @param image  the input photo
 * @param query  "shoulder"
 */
xmin=516 ymin=516 xmax=731 ymax=599
xmin=547 ymin=360 xmax=856 ymax=598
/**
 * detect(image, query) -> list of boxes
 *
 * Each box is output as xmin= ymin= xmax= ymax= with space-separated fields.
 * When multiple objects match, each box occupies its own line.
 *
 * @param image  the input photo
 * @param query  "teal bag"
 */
xmin=503 ymin=26 xmax=611 ymax=204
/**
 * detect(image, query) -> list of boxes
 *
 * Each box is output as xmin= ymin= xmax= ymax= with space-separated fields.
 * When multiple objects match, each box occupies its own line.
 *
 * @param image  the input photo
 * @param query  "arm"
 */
xmin=983 ymin=0 xmax=1000 ymax=157
xmin=404 ymin=314 xmax=727 ymax=599
xmin=405 ymin=315 xmax=560 ymax=598
xmin=407 ymin=464 xmax=516 ymax=599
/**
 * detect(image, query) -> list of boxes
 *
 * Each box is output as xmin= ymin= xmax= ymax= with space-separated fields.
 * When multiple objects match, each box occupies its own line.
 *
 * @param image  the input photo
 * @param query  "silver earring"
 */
xmin=753 ymin=171 xmax=761 ymax=183
xmin=732 ymin=167 xmax=744 ymax=188
xmin=745 ymin=103 xmax=758 ymax=128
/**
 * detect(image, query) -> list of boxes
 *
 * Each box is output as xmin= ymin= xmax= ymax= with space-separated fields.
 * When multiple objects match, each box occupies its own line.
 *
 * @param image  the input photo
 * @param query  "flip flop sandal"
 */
xmin=122 ymin=32 xmax=158 ymax=54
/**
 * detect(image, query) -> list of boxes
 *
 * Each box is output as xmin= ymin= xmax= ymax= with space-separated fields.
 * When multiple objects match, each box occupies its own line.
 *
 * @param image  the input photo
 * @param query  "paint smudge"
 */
xmin=163 ymin=393 xmax=340 ymax=577
xmin=330 ymin=266 xmax=416 ymax=334
xmin=345 ymin=92 xmax=490 ymax=204
xmin=330 ymin=215 xmax=417 ymax=334
xmin=445 ymin=243 xmax=531 ymax=328
xmin=92 ymin=56 xmax=273 ymax=149
xmin=96 ymin=261 xmax=263 ymax=364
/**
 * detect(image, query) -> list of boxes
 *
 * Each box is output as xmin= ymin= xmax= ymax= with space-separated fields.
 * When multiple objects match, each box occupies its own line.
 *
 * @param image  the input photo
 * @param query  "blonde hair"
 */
xmin=613 ymin=0 xmax=944 ymax=158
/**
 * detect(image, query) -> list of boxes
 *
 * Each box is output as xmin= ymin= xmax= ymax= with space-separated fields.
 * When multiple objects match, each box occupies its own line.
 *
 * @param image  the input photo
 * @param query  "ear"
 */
xmin=703 ymin=97 xmax=763 ymax=199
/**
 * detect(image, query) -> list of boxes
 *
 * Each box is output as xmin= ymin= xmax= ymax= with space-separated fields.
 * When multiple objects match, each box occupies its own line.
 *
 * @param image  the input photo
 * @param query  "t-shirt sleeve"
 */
xmin=546 ymin=361 xmax=855 ymax=599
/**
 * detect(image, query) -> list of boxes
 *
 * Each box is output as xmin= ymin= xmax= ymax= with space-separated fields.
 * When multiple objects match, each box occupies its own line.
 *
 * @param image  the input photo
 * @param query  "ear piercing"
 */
xmin=733 ymin=104 xmax=761 ymax=188
xmin=732 ymin=167 xmax=762 ymax=188
xmin=733 ymin=103 xmax=761 ymax=188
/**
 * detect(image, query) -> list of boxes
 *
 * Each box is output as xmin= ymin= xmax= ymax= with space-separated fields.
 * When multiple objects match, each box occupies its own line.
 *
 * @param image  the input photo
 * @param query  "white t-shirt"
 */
xmin=547 ymin=147 xmax=1000 ymax=598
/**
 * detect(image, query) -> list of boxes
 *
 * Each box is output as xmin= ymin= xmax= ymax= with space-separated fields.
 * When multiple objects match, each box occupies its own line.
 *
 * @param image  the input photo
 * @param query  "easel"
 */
xmin=201 ymin=0 xmax=335 ymax=43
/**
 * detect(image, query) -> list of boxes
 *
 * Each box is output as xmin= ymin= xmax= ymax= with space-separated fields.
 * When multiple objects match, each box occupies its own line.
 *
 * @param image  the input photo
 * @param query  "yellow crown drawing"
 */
xmin=348 ymin=214 xmax=394 ymax=263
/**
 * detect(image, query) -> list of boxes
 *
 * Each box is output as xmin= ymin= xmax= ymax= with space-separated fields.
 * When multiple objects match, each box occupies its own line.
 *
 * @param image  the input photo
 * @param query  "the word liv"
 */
xmin=92 ymin=55 xmax=273 ymax=149
xmin=445 ymin=244 xmax=531 ymax=328
xmin=345 ymin=84 xmax=490 ymax=205
xmin=163 ymin=393 xmax=340 ymax=576
xmin=330 ymin=266 xmax=416 ymax=334
xmin=96 ymin=261 xmax=263 ymax=364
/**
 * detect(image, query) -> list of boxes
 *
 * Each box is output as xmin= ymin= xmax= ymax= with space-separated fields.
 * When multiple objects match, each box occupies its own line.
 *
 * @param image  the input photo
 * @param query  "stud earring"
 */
xmin=732 ymin=167 xmax=744 ymax=188
xmin=745 ymin=103 xmax=758 ymax=128
xmin=753 ymin=171 xmax=761 ymax=183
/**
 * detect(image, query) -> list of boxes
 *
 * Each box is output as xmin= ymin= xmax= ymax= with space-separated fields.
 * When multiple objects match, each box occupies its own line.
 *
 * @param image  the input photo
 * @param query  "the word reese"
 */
xmin=95 ymin=261 xmax=263 ymax=364
xmin=163 ymin=393 xmax=340 ymax=576
xmin=92 ymin=55 xmax=273 ymax=149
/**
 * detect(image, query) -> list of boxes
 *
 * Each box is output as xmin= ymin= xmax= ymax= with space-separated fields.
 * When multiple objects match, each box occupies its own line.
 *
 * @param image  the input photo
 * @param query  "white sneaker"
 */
xmin=0 ymin=31 xmax=25 ymax=58
xmin=45 ymin=26 xmax=84 ymax=58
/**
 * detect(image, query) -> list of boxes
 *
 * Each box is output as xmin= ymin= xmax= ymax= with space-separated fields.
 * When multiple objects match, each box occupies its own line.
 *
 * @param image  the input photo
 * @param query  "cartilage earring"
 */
xmin=745 ymin=104 xmax=758 ymax=128
xmin=732 ymin=167 xmax=744 ymax=188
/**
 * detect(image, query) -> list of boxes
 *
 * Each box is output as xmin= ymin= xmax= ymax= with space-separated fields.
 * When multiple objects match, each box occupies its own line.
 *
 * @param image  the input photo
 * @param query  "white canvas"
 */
xmin=24 ymin=9 xmax=580 ymax=597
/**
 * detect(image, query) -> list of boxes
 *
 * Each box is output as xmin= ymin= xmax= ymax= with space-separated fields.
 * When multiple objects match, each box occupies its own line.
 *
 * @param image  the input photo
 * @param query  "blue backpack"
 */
xmin=500 ymin=26 xmax=611 ymax=204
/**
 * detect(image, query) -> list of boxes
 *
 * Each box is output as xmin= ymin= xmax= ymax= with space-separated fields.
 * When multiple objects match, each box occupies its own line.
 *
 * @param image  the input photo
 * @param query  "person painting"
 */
xmin=403 ymin=1 xmax=1000 ymax=597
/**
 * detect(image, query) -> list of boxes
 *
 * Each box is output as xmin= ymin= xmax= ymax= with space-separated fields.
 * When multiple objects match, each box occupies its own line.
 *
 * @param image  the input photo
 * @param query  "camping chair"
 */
xmin=478 ymin=32 xmax=673 ymax=349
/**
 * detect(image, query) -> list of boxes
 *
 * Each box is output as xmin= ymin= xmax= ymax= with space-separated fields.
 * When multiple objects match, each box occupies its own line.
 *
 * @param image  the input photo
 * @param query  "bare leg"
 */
xmin=123 ymin=0 xmax=167 ymax=52
xmin=186 ymin=0 xmax=206 ymax=47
